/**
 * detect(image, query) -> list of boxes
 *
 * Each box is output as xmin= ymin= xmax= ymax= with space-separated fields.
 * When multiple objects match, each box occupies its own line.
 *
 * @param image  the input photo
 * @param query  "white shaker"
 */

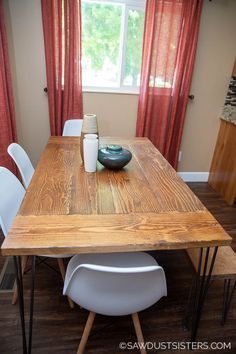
xmin=83 ymin=134 xmax=98 ymax=173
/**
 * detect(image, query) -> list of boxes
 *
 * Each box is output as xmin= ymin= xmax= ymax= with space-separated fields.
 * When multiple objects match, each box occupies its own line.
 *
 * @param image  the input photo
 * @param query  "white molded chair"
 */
xmin=7 ymin=143 xmax=34 ymax=189
xmin=63 ymin=252 xmax=167 ymax=354
xmin=62 ymin=119 xmax=83 ymax=136
xmin=0 ymin=167 xmax=74 ymax=308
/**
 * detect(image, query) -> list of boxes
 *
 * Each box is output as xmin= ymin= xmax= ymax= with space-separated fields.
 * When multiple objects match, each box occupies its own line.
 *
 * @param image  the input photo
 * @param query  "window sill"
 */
xmin=82 ymin=87 xmax=140 ymax=95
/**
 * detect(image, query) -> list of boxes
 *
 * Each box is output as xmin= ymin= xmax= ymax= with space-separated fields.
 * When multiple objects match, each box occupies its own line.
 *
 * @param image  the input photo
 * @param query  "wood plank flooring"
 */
xmin=0 ymin=183 xmax=235 ymax=353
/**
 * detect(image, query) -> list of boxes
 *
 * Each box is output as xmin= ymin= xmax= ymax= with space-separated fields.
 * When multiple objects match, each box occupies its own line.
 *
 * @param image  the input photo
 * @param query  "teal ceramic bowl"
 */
xmin=98 ymin=145 xmax=132 ymax=170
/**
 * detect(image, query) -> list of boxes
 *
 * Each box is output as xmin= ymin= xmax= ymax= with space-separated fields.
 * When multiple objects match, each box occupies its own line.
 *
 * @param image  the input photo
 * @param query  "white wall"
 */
xmin=178 ymin=0 xmax=236 ymax=171
xmin=4 ymin=0 xmax=50 ymax=166
xmin=4 ymin=0 xmax=236 ymax=171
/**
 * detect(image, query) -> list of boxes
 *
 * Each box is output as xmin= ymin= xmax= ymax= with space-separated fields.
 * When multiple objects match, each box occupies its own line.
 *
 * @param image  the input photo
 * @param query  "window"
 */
xmin=81 ymin=0 xmax=145 ymax=93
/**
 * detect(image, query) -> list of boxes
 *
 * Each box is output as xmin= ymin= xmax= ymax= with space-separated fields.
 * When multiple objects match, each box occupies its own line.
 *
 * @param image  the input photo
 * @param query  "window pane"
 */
xmin=123 ymin=8 xmax=144 ymax=87
xmin=82 ymin=1 xmax=122 ymax=87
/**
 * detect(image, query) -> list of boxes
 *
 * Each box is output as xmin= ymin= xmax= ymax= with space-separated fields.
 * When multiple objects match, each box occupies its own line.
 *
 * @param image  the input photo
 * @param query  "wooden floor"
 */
xmin=0 ymin=183 xmax=235 ymax=354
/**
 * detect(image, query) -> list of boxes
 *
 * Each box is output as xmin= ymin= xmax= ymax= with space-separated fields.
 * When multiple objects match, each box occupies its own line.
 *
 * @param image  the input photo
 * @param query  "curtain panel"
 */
xmin=136 ymin=0 xmax=203 ymax=169
xmin=0 ymin=0 xmax=17 ymax=172
xmin=41 ymin=0 xmax=83 ymax=136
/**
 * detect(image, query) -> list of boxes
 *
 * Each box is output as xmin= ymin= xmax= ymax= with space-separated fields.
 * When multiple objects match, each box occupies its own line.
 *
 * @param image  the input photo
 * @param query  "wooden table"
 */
xmin=1 ymin=137 xmax=232 ymax=353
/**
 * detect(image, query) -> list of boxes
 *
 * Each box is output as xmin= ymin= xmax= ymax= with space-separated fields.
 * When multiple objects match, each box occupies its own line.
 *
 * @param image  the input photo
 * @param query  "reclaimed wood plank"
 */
xmin=2 ymin=212 xmax=231 ymax=256
xmin=187 ymin=246 xmax=236 ymax=279
xmin=1 ymin=137 xmax=231 ymax=256
xmin=19 ymin=137 xmax=206 ymax=216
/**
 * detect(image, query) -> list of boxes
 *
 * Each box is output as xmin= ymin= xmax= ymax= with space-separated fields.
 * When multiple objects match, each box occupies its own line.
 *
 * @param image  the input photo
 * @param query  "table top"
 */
xmin=1 ymin=137 xmax=231 ymax=256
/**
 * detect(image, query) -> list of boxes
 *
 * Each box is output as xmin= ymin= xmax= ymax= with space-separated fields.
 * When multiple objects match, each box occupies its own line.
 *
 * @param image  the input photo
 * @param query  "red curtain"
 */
xmin=0 ymin=0 xmax=17 ymax=172
xmin=136 ymin=0 xmax=203 ymax=169
xmin=41 ymin=0 xmax=83 ymax=136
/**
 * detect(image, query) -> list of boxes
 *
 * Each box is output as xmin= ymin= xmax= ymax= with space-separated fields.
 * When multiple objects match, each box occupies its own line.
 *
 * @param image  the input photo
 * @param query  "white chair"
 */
xmin=7 ymin=143 xmax=34 ymax=189
xmin=62 ymin=119 xmax=83 ymax=136
xmin=63 ymin=252 xmax=167 ymax=354
xmin=0 ymin=167 xmax=74 ymax=308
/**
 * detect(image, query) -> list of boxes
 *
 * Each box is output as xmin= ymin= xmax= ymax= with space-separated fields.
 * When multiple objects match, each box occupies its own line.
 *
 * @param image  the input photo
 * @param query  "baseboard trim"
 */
xmin=178 ymin=172 xmax=209 ymax=182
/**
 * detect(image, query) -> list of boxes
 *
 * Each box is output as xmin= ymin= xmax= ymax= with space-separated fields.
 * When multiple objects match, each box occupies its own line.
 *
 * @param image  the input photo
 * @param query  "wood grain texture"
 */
xmin=187 ymin=246 xmax=236 ymax=279
xmin=208 ymin=120 xmax=236 ymax=205
xmin=1 ymin=137 xmax=231 ymax=256
xmin=19 ymin=137 xmax=205 ymax=215
xmin=1 ymin=183 xmax=235 ymax=354
xmin=2 ymin=212 xmax=231 ymax=256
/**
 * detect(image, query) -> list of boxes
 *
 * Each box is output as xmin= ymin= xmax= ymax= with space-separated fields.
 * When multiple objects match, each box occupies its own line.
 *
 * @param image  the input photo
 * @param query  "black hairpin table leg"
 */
xmin=183 ymin=277 xmax=196 ymax=331
xmin=28 ymin=256 xmax=36 ymax=354
xmin=13 ymin=255 xmax=36 ymax=354
xmin=190 ymin=246 xmax=218 ymax=342
xmin=221 ymin=279 xmax=236 ymax=326
xmin=13 ymin=256 xmax=27 ymax=354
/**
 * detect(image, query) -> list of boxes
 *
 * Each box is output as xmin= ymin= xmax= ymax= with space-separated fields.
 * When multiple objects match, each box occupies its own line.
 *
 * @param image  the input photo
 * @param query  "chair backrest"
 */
xmin=7 ymin=143 xmax=34 ymax=189
xmin=63 ymin=252 xmax=167 ymax=316
xmin=0 ymin=167 xmax=25 ymax=237
xmin=62 ymin=119 xmax=83 ymax=136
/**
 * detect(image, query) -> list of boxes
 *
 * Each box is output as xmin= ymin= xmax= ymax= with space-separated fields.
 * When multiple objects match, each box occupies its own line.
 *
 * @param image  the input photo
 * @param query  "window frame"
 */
xmin=82 ymin=0 xmax=146 ymax=94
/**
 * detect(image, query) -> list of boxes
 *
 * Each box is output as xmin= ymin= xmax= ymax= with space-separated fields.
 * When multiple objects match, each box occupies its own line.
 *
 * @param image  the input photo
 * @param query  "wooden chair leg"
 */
xmin=77 ymin=312 xmax=96 ymax=354
xmin=132 ymin=313 xmax=147 ymax=354
xmin=12 ymin=256 xmax=28 ymax=305
xmin=57 ymin=258 xmax=74 ymax=309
